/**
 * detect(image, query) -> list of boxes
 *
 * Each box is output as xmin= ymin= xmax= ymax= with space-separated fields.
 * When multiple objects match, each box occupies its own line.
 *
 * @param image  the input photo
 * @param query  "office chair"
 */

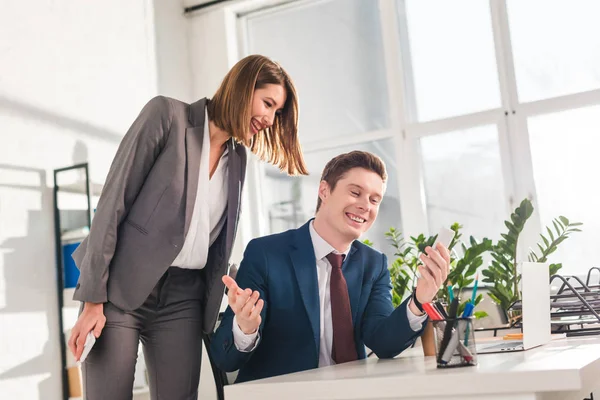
xmin=202 ymin=332 xmax=228 ymax=400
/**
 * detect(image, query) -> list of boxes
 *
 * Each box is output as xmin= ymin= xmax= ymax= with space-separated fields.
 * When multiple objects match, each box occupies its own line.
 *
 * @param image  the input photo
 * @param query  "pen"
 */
xmin=447 ymin=297 xmax=459 ymax=319
xmin=462 ymin=301 xmax=474 ymax=318
xmin=434 ymin=301 xmax=449 ymax=319
xmin=503 ymin=333 xmax=523 ymax=340
xmin=457 ymin=340 xmax=474 ymax=363
xmin=422 ymin=302 xmax=443 ymax=320
xmin=440 ymin=329 xmax=460 ymax=364
xmin=471 ymin=273 xmax=479 ymax=304
xmin=437 ymin=297 xmax=459 ymax=363
xmin=462 ymin=274 xmax=479 ymax=345
xmin=447 ymin=283 xmax=454 ymax=303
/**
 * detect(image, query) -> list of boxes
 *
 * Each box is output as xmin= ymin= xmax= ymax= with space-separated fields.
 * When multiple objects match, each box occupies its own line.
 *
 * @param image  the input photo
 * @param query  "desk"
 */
xmin=225 ymin=336 xmax=600 ymax=400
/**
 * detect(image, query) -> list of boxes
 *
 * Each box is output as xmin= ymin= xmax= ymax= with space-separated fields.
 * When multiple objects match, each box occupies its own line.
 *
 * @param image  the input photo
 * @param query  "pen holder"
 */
xmin=432 ymin=318 xmax=477 ymax=368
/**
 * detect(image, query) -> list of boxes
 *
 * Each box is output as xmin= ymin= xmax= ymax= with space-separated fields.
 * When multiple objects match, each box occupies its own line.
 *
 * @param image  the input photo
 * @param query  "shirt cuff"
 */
xmin=232 ymin=315 xmax=260 ymax=352
xmin=406 ymin=299 xmax=428 ymax=331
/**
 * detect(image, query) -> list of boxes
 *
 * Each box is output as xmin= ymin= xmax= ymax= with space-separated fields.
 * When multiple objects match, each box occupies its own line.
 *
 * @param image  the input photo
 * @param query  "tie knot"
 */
xmin=326 ymin=252 xmax=345 ymax=269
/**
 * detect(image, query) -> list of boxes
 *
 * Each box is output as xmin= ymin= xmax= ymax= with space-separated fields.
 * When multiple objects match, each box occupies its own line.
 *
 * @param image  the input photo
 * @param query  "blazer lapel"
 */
xmin=225 ymin=139 xmax=240 ymax=255
xmin=290 ymin=223 xmax=320 ymax=354
xmin=184 ymin=123 xmax=204 ymax=236
xmin=344 ymin=244 xmax=363 ymax=324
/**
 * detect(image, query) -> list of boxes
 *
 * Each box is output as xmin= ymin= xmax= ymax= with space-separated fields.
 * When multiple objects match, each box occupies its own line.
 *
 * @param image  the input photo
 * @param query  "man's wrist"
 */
xmin=410 ymin=291 xmax=426 ymax=316
xmin=240 ymin=325 xmax=258 ymax=335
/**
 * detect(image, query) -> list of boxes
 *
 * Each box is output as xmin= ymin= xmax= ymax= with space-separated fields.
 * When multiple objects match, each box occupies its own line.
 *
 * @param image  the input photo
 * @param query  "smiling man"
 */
xmin=210 ymin=151 xmax=450 ymax=382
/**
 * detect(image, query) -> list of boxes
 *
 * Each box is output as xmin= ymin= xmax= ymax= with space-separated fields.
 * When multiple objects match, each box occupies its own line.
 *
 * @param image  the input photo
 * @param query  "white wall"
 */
xmin=0 ymin=1 xmax=158 ymax=398
xmin=153 ymin=0 xmax=194 ymax=102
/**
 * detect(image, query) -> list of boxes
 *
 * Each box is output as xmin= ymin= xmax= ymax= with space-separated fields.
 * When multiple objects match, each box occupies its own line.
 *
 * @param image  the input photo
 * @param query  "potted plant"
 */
xmin=481 ymin=198 xmax=582 ymax=323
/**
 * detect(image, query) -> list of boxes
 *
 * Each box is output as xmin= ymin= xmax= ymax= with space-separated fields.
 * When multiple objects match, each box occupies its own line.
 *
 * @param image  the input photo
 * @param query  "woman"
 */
xmin=67 ymin=54 xmax=307 ymax=399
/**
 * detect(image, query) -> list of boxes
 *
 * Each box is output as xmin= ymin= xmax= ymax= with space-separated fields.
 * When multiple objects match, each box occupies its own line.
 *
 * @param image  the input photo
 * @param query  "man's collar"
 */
xmin=308 ymin=220 xmax=351 ymax=261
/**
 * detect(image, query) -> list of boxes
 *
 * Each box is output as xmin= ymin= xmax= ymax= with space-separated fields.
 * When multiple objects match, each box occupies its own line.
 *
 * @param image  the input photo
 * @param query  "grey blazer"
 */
xmin=72 ymin=96 xmax=247 ymax=333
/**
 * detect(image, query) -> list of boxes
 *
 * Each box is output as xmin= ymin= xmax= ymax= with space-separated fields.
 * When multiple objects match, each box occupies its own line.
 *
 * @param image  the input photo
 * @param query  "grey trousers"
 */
xmin=82 ymin=267 xmax=205 ymax=400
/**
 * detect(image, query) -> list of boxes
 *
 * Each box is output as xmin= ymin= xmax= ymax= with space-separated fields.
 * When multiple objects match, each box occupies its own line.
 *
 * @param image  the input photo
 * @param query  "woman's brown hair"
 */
xmin=207 ymin=54 xmax=308 ymax=176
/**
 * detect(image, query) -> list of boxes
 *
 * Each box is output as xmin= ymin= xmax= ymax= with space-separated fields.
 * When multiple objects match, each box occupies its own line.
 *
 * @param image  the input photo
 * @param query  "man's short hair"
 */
xmin=316 ymin=151 xmax=387 ymax=212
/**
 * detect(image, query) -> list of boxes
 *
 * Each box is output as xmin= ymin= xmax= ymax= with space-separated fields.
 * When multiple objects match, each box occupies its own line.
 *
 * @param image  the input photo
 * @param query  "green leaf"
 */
xmin=505 ymin=220 xmax=517 ymax=233
xmin=553 ymin=220 xmax=562 ymax=236
xmin=537 ymin=243 xmax=544 ymax=254
xmin=488 ymin=292 xmax=502 ymax=306
xmin=559 ymin=216 xmax=569 ymax=226
xmin=473 ymin=311 xmax=489 ymax=319
xmin=469 ymin=236 xmax=477 ymax=247
xmin=570 ymin=222 xmax=583 ymax=227
xmin=474 ymin=294 xmax=483 ymax=305
xmin=547 ymin=227 xmax=555 ymax=241
xmin=549 ymin=263 xmax=562 ymax=275
xmin=540 ymin=234 xmax=550 ymax=247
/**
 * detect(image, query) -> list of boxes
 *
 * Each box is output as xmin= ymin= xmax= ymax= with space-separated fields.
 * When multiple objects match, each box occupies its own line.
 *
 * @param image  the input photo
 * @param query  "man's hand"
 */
xmin=414 ymin=243 xmax=451 ymax=305
xmin=68 ymin=302 xmax=106 ymax=361
xmin=222 ymin=275 xmax=264 ymax=335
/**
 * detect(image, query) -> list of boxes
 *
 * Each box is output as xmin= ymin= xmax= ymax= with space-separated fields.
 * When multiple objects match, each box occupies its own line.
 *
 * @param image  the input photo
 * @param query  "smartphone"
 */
xmin=417 ymin=227 xmax=456 ymax=279
xmin=78 ymin=331 xmax=96 ymax=364
xmin=433 ymin=227 xmax=456 ymax=250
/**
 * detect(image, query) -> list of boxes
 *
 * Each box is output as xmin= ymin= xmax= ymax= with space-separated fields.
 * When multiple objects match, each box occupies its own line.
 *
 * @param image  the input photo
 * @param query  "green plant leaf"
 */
xmin=473 ymin=311 xmax=488 ymax=319
xmin=549 ymin=263 xmax=562 ymax=275
xmin=553 ymin=220 xmax=562 ymax=236
xmin=546 ymin=227 xmax=555 ymax=241
xmin=505 ymin=220 xmax=517 ymax=233
xmin=540 ymin=234 xmax=550 ymax=247
xmin=559 ymin=216 xmax=569 ymax=226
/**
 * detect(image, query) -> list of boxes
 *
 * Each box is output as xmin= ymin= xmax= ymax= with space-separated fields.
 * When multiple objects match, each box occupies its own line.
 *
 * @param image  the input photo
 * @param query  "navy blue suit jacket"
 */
xmin=210 ymin=221 xmax=425 ymax=383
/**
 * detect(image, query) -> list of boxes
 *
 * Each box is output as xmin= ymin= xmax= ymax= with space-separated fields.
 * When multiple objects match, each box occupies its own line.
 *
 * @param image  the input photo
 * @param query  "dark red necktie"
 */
xmin=326 ymin=252 xmax=358 ymax=364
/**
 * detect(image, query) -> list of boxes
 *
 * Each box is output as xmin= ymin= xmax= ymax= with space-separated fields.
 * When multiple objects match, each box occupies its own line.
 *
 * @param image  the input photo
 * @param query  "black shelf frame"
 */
xmin=53 ymin=163 xmax=92 ymax=400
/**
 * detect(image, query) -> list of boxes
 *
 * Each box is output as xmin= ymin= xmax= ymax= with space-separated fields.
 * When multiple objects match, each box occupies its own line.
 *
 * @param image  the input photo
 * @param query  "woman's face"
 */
xmin=247 ymin=83 xmax=287 ymax=142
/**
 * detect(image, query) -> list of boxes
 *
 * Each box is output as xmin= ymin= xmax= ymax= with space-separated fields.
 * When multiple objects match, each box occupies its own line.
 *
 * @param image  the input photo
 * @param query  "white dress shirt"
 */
xmin=171 ymin=107 xmax=229 ymax=269
xmin=233 ymin=221 xmax=427 ymax=361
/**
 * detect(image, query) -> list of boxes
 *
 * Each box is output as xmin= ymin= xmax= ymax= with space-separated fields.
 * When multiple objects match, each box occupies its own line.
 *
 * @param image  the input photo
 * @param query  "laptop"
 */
xmin=476 ymin=262 xmax=552 ymax=354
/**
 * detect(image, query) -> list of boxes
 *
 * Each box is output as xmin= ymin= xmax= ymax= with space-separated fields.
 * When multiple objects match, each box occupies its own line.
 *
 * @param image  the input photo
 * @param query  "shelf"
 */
xmin=58 ymin=181 xmax=103 ymax=197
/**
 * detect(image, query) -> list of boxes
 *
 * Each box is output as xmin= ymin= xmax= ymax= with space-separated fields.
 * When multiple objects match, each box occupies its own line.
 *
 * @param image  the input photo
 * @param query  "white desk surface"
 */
xmin=225 ymin=336 xmax=600 ymax=400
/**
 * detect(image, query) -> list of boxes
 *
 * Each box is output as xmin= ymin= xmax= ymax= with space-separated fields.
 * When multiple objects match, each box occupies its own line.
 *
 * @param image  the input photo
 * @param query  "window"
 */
xmin=420 ymin=125 xmax=506 ymax=241
xmin=508 ymin=0 xmax=600 ymax=102
xmin=528 ymin=105 xmax=600 ymax=275
xmin=246 ymin=0 xmax=390 ymax=146
xmin=403 ymin=0 xmax=501 ymax=121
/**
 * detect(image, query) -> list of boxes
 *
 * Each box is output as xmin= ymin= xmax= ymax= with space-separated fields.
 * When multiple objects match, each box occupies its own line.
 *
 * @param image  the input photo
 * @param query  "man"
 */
xmin=210 ymin=151 xmax=450 ymax=383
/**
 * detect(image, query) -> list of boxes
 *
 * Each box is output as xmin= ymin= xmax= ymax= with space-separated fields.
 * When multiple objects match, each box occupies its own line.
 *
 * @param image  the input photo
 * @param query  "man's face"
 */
xmin=317 ymin=167 xmax=385 ymax=242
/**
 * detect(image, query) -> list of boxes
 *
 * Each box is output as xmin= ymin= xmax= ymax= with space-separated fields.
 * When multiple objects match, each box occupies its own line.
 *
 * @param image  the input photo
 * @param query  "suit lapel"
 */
xmin=184 ymin=127 xmax=203 ymax=236
xmin=344 ymin=244 xmax=363 ymax=324
xmin=290 ymin=223 xmax=320 ymax=354
xmin=225 ymin=139 xmax=240 ymax=255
